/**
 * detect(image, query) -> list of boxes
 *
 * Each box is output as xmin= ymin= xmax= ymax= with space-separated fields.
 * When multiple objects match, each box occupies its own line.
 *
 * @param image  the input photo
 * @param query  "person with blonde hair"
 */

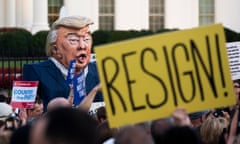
xmin=200 ymin=117 xmax=229 ymax=144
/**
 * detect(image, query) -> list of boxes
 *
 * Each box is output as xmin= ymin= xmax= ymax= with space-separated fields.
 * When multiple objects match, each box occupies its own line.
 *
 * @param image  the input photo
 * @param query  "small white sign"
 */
xmin=226 ymin=41 xmax=240 ymax=80
xmin=11 ymin=81 xmax=38 ymax=108
xmin=88 ymin=102 xmax=105 ymax=116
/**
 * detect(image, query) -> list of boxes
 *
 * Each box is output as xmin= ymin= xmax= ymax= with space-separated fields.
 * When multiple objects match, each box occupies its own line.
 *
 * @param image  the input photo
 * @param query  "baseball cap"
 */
xmin=0 ymin=103 xmax=13 ymax=120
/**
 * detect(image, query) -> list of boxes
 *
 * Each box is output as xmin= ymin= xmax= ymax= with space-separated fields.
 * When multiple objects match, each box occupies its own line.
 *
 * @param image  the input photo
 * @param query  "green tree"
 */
xmin=32 ymin=30 xmax=49 ymax=57
xmin=0 ymin=29 xmax=32 ymax=57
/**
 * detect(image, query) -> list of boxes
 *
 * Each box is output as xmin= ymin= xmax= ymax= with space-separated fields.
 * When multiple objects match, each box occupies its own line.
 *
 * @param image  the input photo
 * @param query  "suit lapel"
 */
xmin=45 ymin=60 xmax=68 ymax=88
xmin=86 ymin=64 xmax=94 ymax=85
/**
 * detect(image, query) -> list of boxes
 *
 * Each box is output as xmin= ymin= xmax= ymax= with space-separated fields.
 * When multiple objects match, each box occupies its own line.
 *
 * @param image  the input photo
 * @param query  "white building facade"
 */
xmin=0 ymin=0 xmax=239 ymax=34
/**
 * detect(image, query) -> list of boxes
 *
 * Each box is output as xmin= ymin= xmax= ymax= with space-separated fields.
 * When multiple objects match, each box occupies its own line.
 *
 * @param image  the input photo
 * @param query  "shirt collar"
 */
xmin=84 ymin=65 xmax=88 ymax=77
xmin=49 ymin=57 xmax=89 ymax=78
xmin=49 ymin=57 xmax=68 ymax=78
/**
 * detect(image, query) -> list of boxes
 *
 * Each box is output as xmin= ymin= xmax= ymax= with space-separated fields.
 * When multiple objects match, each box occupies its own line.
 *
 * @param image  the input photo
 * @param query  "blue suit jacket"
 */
xmin=85 ymin=62 xmax=103 ymax=102
xmin=23 ymin=59 xmax=103 ymax=111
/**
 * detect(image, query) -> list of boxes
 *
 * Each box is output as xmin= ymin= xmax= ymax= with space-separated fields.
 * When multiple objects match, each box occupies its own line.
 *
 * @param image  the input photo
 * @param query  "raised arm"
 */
xmin=77 ymin=83 xmax=102 ymax=111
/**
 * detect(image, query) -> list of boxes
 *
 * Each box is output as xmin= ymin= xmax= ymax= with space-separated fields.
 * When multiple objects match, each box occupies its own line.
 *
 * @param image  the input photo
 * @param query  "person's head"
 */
xmin=30 ymin=107 xmax=98 ymax=144
xmin=96 ymin=120 xmax=118 ymax=144
xmin=9 ymin=124 xmax=32 ymax=144
xmin=0 ymin=88 xmax=9 ymax=103
xmin=163 ymin=126 xmax=201 ymax=144
xmin=96 ymin=106 xmax=107 ymax=123
xmin=114 ymin=125 xmax=154 ymax=144
xmin=45 ymin=16 xmax=93 ymax=69
xmin=47 ymin=97 xmax=71 ymax=111
xmin=26 ymin=101 xmax=43 ymax=120
xmin=0 ymin=129 xmax=12 ymax=144
xmin=200 ymin=117 xmax=229 ymax=144
xmin=0 ymin=103 xmax=13 ymax=128
xmin=150 ymin=118 xmax=174 ymax=144
xmin=233 ymin=79 xmax=240 ymax=104
xmin=0 ymin=110 xmax=21 ymax=143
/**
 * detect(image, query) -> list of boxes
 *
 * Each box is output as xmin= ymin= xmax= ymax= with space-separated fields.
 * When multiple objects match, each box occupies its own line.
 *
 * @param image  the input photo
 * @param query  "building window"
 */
xmin=48 ymin=0 xmax=63 ymax=26
xmin=199 ymin=0 xmax=214 ymax=26
xmin=149 ymin=0 xmax=164 ymax=32
xmin=99 ymin=0 xmax=114 ymax=31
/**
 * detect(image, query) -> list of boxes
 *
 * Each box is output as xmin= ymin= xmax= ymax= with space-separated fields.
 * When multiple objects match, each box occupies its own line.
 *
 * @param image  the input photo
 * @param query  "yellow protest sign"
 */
xmin=94 ymin=24 xmax=236 ymax=128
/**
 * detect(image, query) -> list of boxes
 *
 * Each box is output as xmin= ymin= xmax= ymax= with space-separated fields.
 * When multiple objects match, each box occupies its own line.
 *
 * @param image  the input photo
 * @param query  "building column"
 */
xmin=16 ymin=0 xmax=22 ymax=27
xmin=64 ymin=0 xmax=91 ymax=17
xmin=6 ymin=0 xmax=16 ymax=27
xmin=0 ymin=0 xmax=5 ymax=27
xmin=32 ymin=0 xmax=49 ymax=34
xmin=16 ymin=0 xmax=33 ymax=31
xmin=64 ymin=0 xmax=76 ymax=16
xmin=64 ymin=0 xmax=98 ymax=31
xmin=22 ymin=0 xmax=33 ymax=31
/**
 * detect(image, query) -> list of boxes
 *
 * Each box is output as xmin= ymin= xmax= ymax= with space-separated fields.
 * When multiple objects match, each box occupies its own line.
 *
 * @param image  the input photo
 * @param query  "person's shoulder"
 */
xmin=87 ymin=62 xmax=99 ymax=78
xmin=88 ymin=62 xmax=97 ymax=66
xmin=24 ymin=59 xmax=53 ymax=68
xmin=88 ymin=62 xmax=97 ymax=70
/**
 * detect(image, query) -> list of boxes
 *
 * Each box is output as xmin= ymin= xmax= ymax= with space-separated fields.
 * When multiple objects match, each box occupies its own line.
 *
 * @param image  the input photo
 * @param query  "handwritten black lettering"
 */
xmin=172 ymin=43 xmax=196 ymax=104
xmin=99 ymin=33 xmax=226 ymax=116
xmin=141 ymin=48 xmax=168 ymax=108
xmin=122 ymin=52 xmax=146 ymax=111
xmin=102 ymin=57 xmax=127 ymax=115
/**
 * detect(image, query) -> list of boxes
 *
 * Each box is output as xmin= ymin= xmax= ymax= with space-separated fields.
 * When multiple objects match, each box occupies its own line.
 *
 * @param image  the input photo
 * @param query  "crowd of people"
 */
xmin=0 ymin=15 xmax=240 ymax=144
xmin=1 ymin=87 xmax=240 ymax=144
